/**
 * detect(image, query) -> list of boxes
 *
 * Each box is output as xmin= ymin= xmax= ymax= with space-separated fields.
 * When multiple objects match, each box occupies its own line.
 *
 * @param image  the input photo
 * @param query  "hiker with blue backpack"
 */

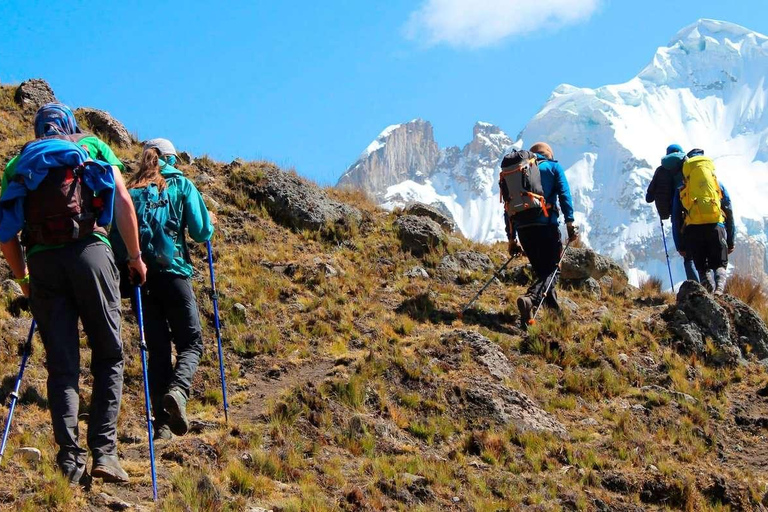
xmin=112 ymin=138 xmax=214 ymax=440
xmin=672 ymin=149 xmax=735 ymax=295
xmin=646 ymin=144 xmax=699 ymax=283
xmin=0 ymin=103 xmax=146 ymax=484
xmin=501 ymin=142 xmax=579 ymax=328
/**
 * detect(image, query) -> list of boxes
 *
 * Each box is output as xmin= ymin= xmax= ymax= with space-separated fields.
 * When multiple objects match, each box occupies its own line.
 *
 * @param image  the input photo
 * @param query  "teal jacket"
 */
xmin=113 ymin=165 xmax=214 ymax=278
xmin=157 ymin=165 xmax=214 ymax=278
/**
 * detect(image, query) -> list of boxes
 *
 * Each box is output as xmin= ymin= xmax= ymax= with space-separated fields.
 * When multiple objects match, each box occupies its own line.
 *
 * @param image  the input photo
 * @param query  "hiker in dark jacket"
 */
xmin=505 ymin=142 xmax=578 ymax=327
xmin=112 ymin=138 xmax=214 ymax=440
xmin=672 ymin=149 xmax=735 ymax=295
xmin=649 ymin=144 xmax=699 ymax=282
xmin=0 ymin=103 xmax=146 ymax=484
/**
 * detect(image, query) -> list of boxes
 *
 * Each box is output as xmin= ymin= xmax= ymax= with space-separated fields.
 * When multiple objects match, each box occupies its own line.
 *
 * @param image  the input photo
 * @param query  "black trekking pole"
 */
xmin=528 ymin=239 xmax=572 ymax=327
xmin=0 ymin=319 xmax=36 ymax=464
xmin=660 ymin=218 xmax=675 ymax=292
xmin=134 ymin=287 xmax=158 ymax=501
xmin=206 ymin=240 xmax=229 ymax=423
xmin=459 ymin=257 xmax=515 ymax=318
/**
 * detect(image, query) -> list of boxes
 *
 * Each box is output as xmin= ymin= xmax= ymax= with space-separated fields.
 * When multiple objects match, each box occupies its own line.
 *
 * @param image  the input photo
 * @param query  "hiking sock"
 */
xmin=714 ymin=268 xmax=727 ymax=295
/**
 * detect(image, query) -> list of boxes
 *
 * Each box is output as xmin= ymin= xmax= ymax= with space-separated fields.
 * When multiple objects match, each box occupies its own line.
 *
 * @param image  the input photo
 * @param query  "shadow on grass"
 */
xmin=0 ymin=374 xmax=48 ymax=408
xmin=396 ymin=293 xmax=521 ymax=336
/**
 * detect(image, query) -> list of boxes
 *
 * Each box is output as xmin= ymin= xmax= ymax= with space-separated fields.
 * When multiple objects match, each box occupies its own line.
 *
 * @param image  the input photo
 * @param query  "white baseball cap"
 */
xmin=143 ymin=138 xmax=177 ymax=157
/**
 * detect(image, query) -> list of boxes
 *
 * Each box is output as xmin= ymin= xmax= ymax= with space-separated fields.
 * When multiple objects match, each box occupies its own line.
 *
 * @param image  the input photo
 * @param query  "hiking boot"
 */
xmin=714 ymin=268 xmax=727 ymax=296
xmin=59 ymin=460 xmax=90 ymax=486
xmin=517 ymin=295 xmax=533 ymax=329
xmin=91 ymin=454 xmax=129 ymax=483
xmin=163 ymin=387 xmax=189 ymax=436
xmin=154 ymin=423 xmax=173 ymax=441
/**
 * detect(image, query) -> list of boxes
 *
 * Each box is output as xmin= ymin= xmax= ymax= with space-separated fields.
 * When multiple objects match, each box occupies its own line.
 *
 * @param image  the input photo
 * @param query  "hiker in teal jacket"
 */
xmin=113 ymin=138 xmax=213 ymax=440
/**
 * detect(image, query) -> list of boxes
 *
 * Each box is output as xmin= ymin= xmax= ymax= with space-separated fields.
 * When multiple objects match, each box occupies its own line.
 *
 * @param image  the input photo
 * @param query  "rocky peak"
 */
xmin=338 ymin=119 xmax=440 ymax=199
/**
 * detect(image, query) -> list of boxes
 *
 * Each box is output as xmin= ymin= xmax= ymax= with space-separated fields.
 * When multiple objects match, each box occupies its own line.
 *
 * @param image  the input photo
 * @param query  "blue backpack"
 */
xmin=113 ymin=179 xmax=181 ymax=271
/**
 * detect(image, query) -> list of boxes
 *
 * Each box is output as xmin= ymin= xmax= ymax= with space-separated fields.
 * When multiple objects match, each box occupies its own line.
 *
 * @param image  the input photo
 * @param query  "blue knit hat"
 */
xmin=666 ymin=144 xmax=684 ymax=155
xmin=33 ymin=103 xmax=81 ymax=138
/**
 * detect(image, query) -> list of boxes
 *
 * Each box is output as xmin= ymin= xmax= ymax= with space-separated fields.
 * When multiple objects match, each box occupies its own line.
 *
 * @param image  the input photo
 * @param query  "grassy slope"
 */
xmin=0 ymin=84 xmax=767 ymax=511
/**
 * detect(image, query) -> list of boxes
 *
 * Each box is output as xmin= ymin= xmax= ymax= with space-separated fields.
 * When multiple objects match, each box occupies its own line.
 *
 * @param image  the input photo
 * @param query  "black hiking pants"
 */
xmin=517 ymin=224 xmax=563 ymax=309
xmin=28 ymin=238 xmax=123 ymax=470
xmin=133 ymin=272 xmax=204 ymax=427
xmin=684 ymin=223 xmax=728 ymax=290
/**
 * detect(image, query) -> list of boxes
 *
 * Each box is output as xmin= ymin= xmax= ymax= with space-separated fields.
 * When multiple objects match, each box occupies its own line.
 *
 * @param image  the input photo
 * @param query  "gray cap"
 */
xmin=143 ymin=138 xmax=177 ymax=157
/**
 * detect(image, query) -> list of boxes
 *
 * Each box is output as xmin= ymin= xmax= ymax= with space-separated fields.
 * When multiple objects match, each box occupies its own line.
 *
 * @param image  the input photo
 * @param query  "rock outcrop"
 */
xmin=75 ymin=108 xmax=133 ymax=147
xmin=393 ymin=215 xmax=446 ymax=256
xmin=664 ymin=281 xmax=768 ymax=365
xmin=231 ymin=163 xmax=362 ymax=238
xmin=14 ymin=79 xmax=56 ymax=110
xmin=403 ymin=202 xmax=457 ymax=233
xmin=437 ymin=251 xmax=493 ymax=282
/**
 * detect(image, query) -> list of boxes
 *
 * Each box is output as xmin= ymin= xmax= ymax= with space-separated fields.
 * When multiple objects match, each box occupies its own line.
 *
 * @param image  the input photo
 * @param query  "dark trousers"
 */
xmin=685 ymin=224 xmax=728 ymax=273
xmin=518 ymin=224 xmax=563 ymax=309
xmin=28 ymin=239 xmax=123 ymax=467
xmin=133 ymin=273 xmax=203 ymax=426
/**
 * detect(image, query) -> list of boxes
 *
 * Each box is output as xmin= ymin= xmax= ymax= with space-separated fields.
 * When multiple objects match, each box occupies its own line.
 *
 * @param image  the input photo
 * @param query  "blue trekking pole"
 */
xmin=0 ymin=319 xmax=36 ymax=463
xmin=134 ymin=287 xmax=158 ymax=501
xmin=206 ymin=240 xmax=229 ymax=423
xmin=660 ymin=218 xmax=675 ymax=292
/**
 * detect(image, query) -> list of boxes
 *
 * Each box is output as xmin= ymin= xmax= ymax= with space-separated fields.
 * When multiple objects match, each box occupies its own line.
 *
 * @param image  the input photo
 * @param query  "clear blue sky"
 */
xmin=1 ymin=1 xmax=767 ymax=185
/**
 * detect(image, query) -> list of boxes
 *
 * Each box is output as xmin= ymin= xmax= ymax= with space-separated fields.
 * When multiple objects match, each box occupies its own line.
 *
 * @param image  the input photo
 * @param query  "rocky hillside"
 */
xmin=0 ymin=80 xmax=768 ymax=511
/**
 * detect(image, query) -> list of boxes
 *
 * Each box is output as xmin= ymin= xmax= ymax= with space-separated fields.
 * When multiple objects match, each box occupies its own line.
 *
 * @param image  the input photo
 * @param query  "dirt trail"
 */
xmin=88 ymin=358 xmax=336 ymax=509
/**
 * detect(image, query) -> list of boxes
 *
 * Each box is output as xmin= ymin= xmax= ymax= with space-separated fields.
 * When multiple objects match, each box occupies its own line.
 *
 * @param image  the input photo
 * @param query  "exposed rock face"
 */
xmin=437 ymin=251 xmax=493 ymax=281
xmin=232 ymin=163 xmax=362 ymax=238
xmin=561 ymin=247 xmax=626 ymax=281
xmin=664 ymin=281 xmax=768 ymax=365
xmin=393 ymin=215 xmax=446 ymax=256
xmin=460 ymin=379 xmax=567 ymax=437
xmin=338 ymin=120 xmax=440 ymax=199
xmin=14 ymin=79 xmax=56 ymax=110
xmin=442 ymin=330 xmax=512 ymax=380
xmin=403 ymin=202 xmax=457 ymax=233
xmin=75 ymin=108 xmax=133 ymax=147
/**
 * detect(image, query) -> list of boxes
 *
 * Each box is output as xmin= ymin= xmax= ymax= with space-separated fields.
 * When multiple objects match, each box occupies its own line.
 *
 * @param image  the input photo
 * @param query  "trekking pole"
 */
xmin=134 ymin=287 xmax=158 ymax=501
xmin=660 ymin=218 xmax=675 ymax=292
xmin=528 ymin=239 xmax=572 ymax=327
xmin=206 ymin=240 xmax=229 ymax=423
xmin=0 ymin=319 xmax=36 ymax=464
xmin=459 ymin=257 xmax=515 ymax=318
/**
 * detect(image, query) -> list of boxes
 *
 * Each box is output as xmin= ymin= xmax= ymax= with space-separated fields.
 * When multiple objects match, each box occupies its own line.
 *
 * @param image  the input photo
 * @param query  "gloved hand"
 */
xmin=508 ymin=239 xmax=523 ymax=257
xmin=567 ymin=222 xmax=580 ymax=242
xmin=728 ymin=245 xmax=734 ymax=254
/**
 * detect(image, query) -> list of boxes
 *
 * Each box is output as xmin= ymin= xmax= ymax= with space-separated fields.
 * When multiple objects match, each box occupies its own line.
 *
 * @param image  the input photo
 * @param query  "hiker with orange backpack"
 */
xmin=501 ymin=142 xmax=579 ymax=328
xmin=672 ymin=149 xmax=735 ymax=295
xmin=0 ymin=103 xmax=146 ymax=484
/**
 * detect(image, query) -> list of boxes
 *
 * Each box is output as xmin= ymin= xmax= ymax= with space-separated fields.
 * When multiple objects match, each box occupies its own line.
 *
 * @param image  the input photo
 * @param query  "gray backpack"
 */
xmin=499 ymin=149 xmax=550 ymax=223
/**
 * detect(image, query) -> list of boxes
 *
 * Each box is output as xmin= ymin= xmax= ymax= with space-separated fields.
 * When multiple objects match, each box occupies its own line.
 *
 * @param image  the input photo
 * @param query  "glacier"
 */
xmin=341 ymin=19 xmax=768 ymax=287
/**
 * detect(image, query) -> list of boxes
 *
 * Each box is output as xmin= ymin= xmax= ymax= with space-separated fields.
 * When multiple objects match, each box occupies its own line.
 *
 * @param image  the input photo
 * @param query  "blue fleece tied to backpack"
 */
xmin=0 ymin=139 xmax=116 ymax=243
xmin=33 ymin=103 xmax=81 ymax=138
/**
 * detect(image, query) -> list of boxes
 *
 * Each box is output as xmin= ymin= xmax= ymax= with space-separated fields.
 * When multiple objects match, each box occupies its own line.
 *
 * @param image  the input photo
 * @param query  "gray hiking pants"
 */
xmin=28 ymin=238 xmax=123 ymax=468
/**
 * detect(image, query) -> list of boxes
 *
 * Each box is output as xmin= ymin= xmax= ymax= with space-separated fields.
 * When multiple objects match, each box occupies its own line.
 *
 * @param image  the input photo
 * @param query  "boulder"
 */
xmin=403 ymin=202 xmax=457 ymax=233
xmin=460 ymin=378 xmax=567 ymax=437
xmin=404 ymin=266 xmax=429 ymax=279
xmin=75 ymin=108 xmax=133 ymax=147
xmin=14 ymin=79 xmax=56 ymax=110
xmin=720 ymin=295 xmax=768 ymax=359
xmin=393 ymin=215 xmax=446 ymax=256
xmin=562 ymin=277 xmax=601 ymax=300
xmin=663 ymin=281 xmax=768 ymax=365
xmin=231 ymin=163 xmax=362 ymax=238
xmin=561 ymin=247 xmax=627 ymax=283
xmin=1 ymin=279 xmax=23 ymax=298
xmin=437 ymin=251 xmax=493 ymax=281
xmin=501 ymin=264 xmax=532 ymax=286
xmin=442 ymin=330 xmax=513 ymax=380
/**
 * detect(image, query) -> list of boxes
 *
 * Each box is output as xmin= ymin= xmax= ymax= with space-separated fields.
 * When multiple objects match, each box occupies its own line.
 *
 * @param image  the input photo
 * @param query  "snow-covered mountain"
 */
xmin=339 ymin=19 xmax=768 ymax=286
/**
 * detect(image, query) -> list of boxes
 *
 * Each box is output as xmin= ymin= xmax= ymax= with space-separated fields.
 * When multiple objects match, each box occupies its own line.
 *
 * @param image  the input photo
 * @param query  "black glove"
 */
xmin=508 ymin=239 xmax=523 ymax=257
xmin=567 ymin=223 xmax=580 ymax=242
